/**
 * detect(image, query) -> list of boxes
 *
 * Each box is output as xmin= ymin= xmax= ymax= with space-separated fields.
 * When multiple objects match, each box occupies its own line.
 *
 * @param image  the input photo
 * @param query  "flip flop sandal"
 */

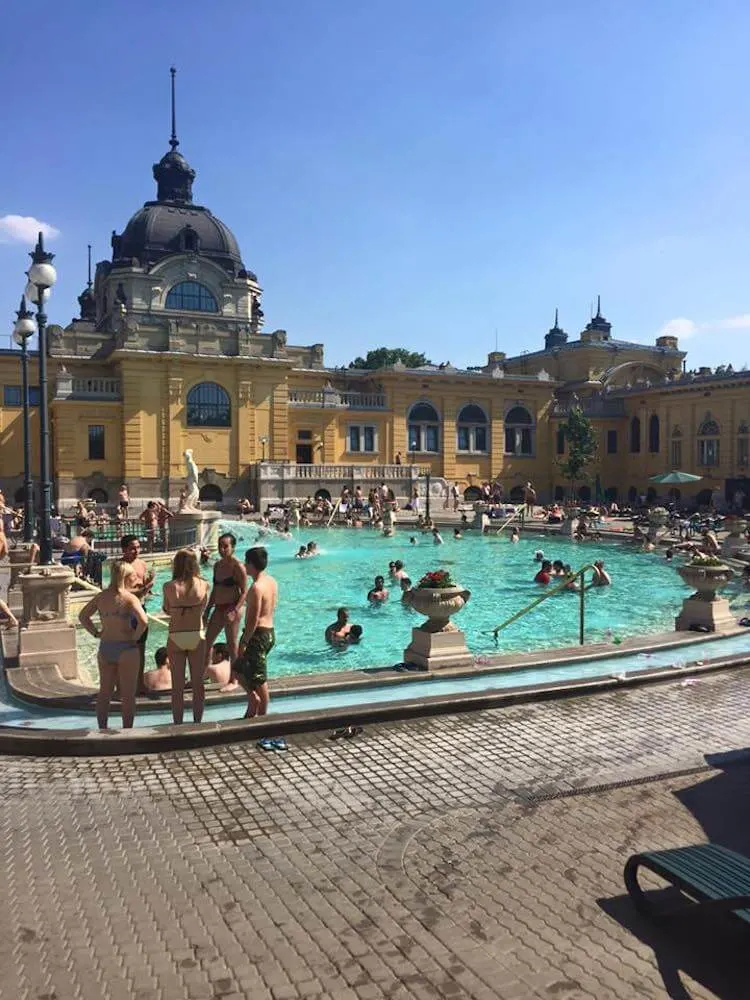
xmin=328 ymin=728 xmax=349 ymax=741
xmin=256 ymin=738 xmax=275 ymax=751
xmin=341 ymin=726 xmax=363 ymax=740
xmin=270 ymin=737 xmax=288 ymax=751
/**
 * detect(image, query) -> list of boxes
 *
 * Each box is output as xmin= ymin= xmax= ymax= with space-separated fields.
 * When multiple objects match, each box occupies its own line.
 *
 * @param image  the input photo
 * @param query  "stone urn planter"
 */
xmin=676 ymin=559 xmax=735 ymax=632
xmin=405 ymin=584 xmax=471 ymax=633
xmin=648 ymin=507 xmax=669 ymax=529
xmin=722 ymin=517 xmax=748 ymax=557
xmin=677 ymin=561 xmax=733 ymax=600
xmin=403 ymin=573 xmax=473 ymax=669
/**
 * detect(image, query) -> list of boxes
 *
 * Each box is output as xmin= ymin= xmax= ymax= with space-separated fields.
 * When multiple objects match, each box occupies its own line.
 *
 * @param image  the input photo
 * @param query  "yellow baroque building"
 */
xmin=1 ymin=134 xmax=749 ymax=511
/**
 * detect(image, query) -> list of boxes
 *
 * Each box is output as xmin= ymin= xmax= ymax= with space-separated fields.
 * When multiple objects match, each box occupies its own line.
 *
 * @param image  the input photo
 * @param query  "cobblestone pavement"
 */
xmin=3 ymin=668 xmax=750 ymax=1000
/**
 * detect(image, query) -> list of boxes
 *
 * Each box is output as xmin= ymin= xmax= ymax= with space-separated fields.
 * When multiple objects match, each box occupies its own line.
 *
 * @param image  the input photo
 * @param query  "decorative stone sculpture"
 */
xmin=403 ymin=573 xmax=473 ymax=669
xmin=18 ymin=564 xmax=78 ymax=679
xmin=183 ymin=449 xmax=200 ymax=510
xmin=721 ymin=516 xmax=748 ymax=558
xmin=675 ymin=558 xmax=735 ymax=632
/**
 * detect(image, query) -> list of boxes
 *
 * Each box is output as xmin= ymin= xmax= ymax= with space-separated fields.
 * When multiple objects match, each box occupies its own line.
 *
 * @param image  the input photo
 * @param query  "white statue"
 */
xmin=183 ymin=449 xmax=200 ymax=511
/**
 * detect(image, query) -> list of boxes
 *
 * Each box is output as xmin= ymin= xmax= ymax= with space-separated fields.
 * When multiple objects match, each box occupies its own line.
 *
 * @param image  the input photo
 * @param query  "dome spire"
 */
xmin=170 ymin=65 xmax=179 ymax=151
xmin=152 ymin=66 xmax=195 ymax=204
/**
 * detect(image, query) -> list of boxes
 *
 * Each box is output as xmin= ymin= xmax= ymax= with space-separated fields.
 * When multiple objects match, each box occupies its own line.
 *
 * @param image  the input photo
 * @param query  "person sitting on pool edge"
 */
xmin=207 ymin=642 xmax=234 ymax=687
xmin=368 ymin=576 xmax=389 ymax=602
xmin=144 ymin=646 xmax=172 ymax=693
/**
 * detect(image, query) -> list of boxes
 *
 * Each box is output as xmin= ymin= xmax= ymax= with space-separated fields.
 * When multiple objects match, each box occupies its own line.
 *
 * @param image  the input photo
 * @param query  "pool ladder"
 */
xmin=487 ymin=563 xmax=598 ymax=645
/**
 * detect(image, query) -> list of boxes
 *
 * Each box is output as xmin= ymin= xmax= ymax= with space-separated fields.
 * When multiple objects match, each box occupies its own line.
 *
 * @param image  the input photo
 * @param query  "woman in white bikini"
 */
xmin=163 ymin=548 xmax=209 ymax=724
xmin=79 ymin=560 xmax=148 ymax=729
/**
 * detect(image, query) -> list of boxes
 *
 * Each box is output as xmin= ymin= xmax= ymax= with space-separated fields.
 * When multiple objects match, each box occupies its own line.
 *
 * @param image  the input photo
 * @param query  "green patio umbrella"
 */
xmin=648 ymin=471 xmax=703 ymax=484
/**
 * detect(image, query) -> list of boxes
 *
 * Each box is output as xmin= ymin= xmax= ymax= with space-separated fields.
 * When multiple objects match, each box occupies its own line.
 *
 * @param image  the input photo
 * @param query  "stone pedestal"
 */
xmin=18 ymin=565 xmax=78 ymax=679
xmin=403 ymin=626 xmax=474 ymax=670
xmin=675 ymin=596 xmax=736 ymax=633
xmin=403 ymin=584 xmax=473 ymax=670
xmin=675 ymin=561 xmax=735 ymax=633
xmin=171 ymin=510 xmax=222 ymax=551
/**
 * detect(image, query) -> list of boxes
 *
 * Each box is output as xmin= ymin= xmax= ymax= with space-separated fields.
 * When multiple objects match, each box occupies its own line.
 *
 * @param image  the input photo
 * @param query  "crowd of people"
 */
xmin=78 ymin=537 xmax=278 ymax=730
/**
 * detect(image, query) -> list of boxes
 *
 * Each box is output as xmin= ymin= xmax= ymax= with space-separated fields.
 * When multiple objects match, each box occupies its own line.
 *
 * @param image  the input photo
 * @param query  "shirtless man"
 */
xmin=143 ymin=647 xmax=172 ymax=692
xmin=232 ymin=547 xmax=277 ymax=718
xmin=325 ymin=607 xmax=352 ymax=644
xmin=140 ymin=501 xmax=158 ymax=552
xmin=120 ymin=534 xmax=155 ymax=693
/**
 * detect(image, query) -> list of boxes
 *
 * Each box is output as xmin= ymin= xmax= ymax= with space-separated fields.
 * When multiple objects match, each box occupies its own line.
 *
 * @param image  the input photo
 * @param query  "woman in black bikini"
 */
xmin=203 ymin=533 xmax=247 ymax=689
xmin=79 ymin=560 xmax=148 ymax=729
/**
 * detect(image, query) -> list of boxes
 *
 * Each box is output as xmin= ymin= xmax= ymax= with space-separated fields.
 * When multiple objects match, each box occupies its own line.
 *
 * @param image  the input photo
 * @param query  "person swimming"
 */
xmin=590 ymin=560 xmax=612 ymax=587
xmin=453 ymin=528 xmax=463 ymax=539
xmin=399 ymin=577 xmax=413 ymax=602
xmin=325 ymin=607 xmax=352 ymax=644
xmin=368 ymin=576 xmax=389 ymax=602
xmin=509 ymin=528 xmax=520 ymax=543
xmin=534 ymin=550 xmax=545 ymax=562
xmin=551 ymin=560 xmax=565 ymax=577
xmin=534 ymin=560 xmax=552 ymax=585
xmin=432 ymin=528 xmax=443 ymax=545
xmin=295 ymin=546 xmax=307 ymax=558
xmin=409 ymin=536 xmax=418 ymax=545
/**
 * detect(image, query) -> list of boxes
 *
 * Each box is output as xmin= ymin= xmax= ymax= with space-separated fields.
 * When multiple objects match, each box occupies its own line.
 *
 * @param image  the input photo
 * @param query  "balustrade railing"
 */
xmin=288 ymin=388 xmax=387 ymax=409
xmin=258 ymin=462 xmax=421 ymax=480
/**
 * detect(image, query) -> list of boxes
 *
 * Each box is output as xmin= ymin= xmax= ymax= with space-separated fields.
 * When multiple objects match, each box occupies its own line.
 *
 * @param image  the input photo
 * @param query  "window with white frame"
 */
xmin=456 ymin=403 xmax=488 ymax=453
xmin=504 ymin=405 xmax=534 ymax=456
xmin=697 ymin=417 xmax=720 ymax=466
xmin=407 ymin=402 xmax=440 ymax=453
xmin=348 ymin=424 xmax=376 ymax=453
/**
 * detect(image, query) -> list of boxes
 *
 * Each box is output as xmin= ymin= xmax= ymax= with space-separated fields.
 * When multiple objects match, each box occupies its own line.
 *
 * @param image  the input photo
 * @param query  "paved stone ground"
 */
xmin=3 ymin=668 xmax=750 ymax=1000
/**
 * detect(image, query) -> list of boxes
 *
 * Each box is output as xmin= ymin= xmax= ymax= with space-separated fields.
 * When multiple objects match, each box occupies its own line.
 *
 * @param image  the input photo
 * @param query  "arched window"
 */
xmin=554 ymin=485 xmax=566 ymax=502
xmin=648 ymin=414 xmax=660 ymax=453
xmin=737 ymin=421 xmax=749 ymax=468
xmin=670 ymin=426 xmax=682 ymax=468
xmin=697 ymin=417 xmax=720 ymax=466
xmin=456 ymin=403 xmax=488 ymax=453
xmin=630 ymin=416 xmax=641 ymax=453
xmin=463 ymin=486 xmax=483 ymax=501
xmin=578 ymin=485 xmax=592 ymax=503
xmin=509 ymin=485 xmax=526 ymax=503
xmin=604 ymin=486 xmax=618 ymax=502
xmin=628 ymin=485 xmax=638 ymax=502
xmin=408 ymin=402 xmax=440 ymax=453
xmin=504 ymin=405 xmax=534 ymax=456
xmin=198 ymin=484 xmax=223 ymax=503
xmin=186 ymin=382 xmax=231 ymax=427
xmin=165 ymin=281 xmax=218 ymax=313
xmin=88 ymin=488 xmax=109 ymax=504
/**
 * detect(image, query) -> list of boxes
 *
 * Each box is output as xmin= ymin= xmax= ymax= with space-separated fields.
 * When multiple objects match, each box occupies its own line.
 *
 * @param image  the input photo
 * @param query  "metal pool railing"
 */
xmin=486 ymin=563 xmax=597 ymax=645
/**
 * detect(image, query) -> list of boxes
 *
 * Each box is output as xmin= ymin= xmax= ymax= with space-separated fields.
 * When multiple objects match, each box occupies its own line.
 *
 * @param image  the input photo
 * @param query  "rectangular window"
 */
xmin=424 ymin=425 xmax=439 ymax=453
xmin=698 ymin=439 xmax=719 ymax=466
xmin=671 ymin=439 xmax=682 ymax=467
xmin=474 ymin=425 xmax=487 ymax=453
xmin=297 ymin=429 xmax=312 ymax=441
xmin=607 ymin=430 xmax=617 ymax=455
xmin=88 ymin=425 xmax=105 ymax=461
xmin=739 ymin=437 xmax=749 ymax=467
xmin=348 ymin=425 xmax=376 ymax=453
xmin=556 ymin=427 xmax=566 ymax=455
xmin=505 ymin=427 xmax=534 ymax=456
xmin=3 ymin=385 xmax=40 ymax=406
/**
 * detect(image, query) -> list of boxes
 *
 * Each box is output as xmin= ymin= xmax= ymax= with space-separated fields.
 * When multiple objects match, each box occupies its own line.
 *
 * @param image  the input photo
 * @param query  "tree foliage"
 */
xmin=558 ymin=406 xmax=598 ymax=494
xmin=348 ymin=348 xmax=431 ymax=370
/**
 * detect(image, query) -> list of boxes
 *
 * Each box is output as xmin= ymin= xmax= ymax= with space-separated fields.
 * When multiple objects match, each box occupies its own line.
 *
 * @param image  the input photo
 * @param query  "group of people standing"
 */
xmin=78 ymin=533 xmax=278 ymax=731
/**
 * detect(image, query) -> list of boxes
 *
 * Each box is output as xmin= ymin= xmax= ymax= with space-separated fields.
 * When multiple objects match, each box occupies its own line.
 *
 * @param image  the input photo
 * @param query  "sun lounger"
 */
xmin=624 ymin=843 xmax=750 ymax=922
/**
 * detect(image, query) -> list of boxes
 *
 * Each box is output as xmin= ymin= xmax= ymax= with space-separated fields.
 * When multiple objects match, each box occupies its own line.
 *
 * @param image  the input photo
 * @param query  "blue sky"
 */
xmin=2 ymin=0 xmax=750 ymax=370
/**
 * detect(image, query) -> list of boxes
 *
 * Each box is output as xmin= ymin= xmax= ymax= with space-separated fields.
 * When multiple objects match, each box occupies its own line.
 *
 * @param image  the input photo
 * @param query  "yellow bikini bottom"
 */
xmin=168 ymin=629 xmax=206 ymax=651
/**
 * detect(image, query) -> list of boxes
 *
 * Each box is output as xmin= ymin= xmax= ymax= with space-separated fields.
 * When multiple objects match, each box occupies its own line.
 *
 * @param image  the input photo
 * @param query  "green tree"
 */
xmin=348 ymin=347 xmax=431 ymax=370
xmin=558 ymin=405 xmax=598 ymax=500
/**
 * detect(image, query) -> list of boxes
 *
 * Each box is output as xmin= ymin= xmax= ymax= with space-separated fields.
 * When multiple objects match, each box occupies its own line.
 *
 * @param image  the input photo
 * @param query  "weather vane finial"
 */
xmin=169 ymin=66 xmax=178 ymax=150
xmin=87 ymin=244 xmax=92 ymax=289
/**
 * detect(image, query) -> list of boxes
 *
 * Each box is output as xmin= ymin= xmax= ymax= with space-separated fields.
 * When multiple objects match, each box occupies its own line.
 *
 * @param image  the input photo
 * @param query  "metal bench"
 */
xmin=624 ymin=843 xmax=750 ymax=922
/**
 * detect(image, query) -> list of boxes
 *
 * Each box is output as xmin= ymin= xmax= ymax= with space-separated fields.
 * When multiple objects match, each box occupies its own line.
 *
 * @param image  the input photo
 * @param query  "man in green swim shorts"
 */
xmin=232 ymin=546 xmax=278 ymax=718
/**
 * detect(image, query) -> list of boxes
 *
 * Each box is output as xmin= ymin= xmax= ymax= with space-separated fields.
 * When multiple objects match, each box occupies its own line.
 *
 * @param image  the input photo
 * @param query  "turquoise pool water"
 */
xmin=78 ymin=524 xmax=702 ymax=681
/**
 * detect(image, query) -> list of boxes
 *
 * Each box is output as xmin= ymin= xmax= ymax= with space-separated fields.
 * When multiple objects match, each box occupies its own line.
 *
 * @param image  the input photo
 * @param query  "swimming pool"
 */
xmin=77 ymin=524 xmax=703 ymax=682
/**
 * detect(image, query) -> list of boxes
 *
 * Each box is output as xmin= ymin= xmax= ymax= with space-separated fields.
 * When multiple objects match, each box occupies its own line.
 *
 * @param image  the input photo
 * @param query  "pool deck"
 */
xmin=3 ymin=660 xmax=750 ymax=998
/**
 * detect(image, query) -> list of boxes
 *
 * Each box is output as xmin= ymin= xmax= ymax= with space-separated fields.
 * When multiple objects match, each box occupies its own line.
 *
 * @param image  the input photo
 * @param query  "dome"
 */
xmin=112 ymin=201 xmax=253 ymax=279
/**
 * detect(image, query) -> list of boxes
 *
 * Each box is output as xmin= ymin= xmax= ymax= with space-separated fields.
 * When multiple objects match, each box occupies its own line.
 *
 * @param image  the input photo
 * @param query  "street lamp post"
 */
xmin=13 ymin=297 xmax=37 ymax=543
xmin=24 ymin=233 xmax=57 ymax=565
xmin=259 ymin=436 xmax=268 ymax=461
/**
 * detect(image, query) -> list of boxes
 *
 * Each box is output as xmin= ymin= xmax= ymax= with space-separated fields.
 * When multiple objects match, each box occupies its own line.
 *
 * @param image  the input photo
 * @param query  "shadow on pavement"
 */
xmin=598 ymin=753 xmax=750 ymax=998
xmin=598 ymin=891 xmax=750 ymax=1000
